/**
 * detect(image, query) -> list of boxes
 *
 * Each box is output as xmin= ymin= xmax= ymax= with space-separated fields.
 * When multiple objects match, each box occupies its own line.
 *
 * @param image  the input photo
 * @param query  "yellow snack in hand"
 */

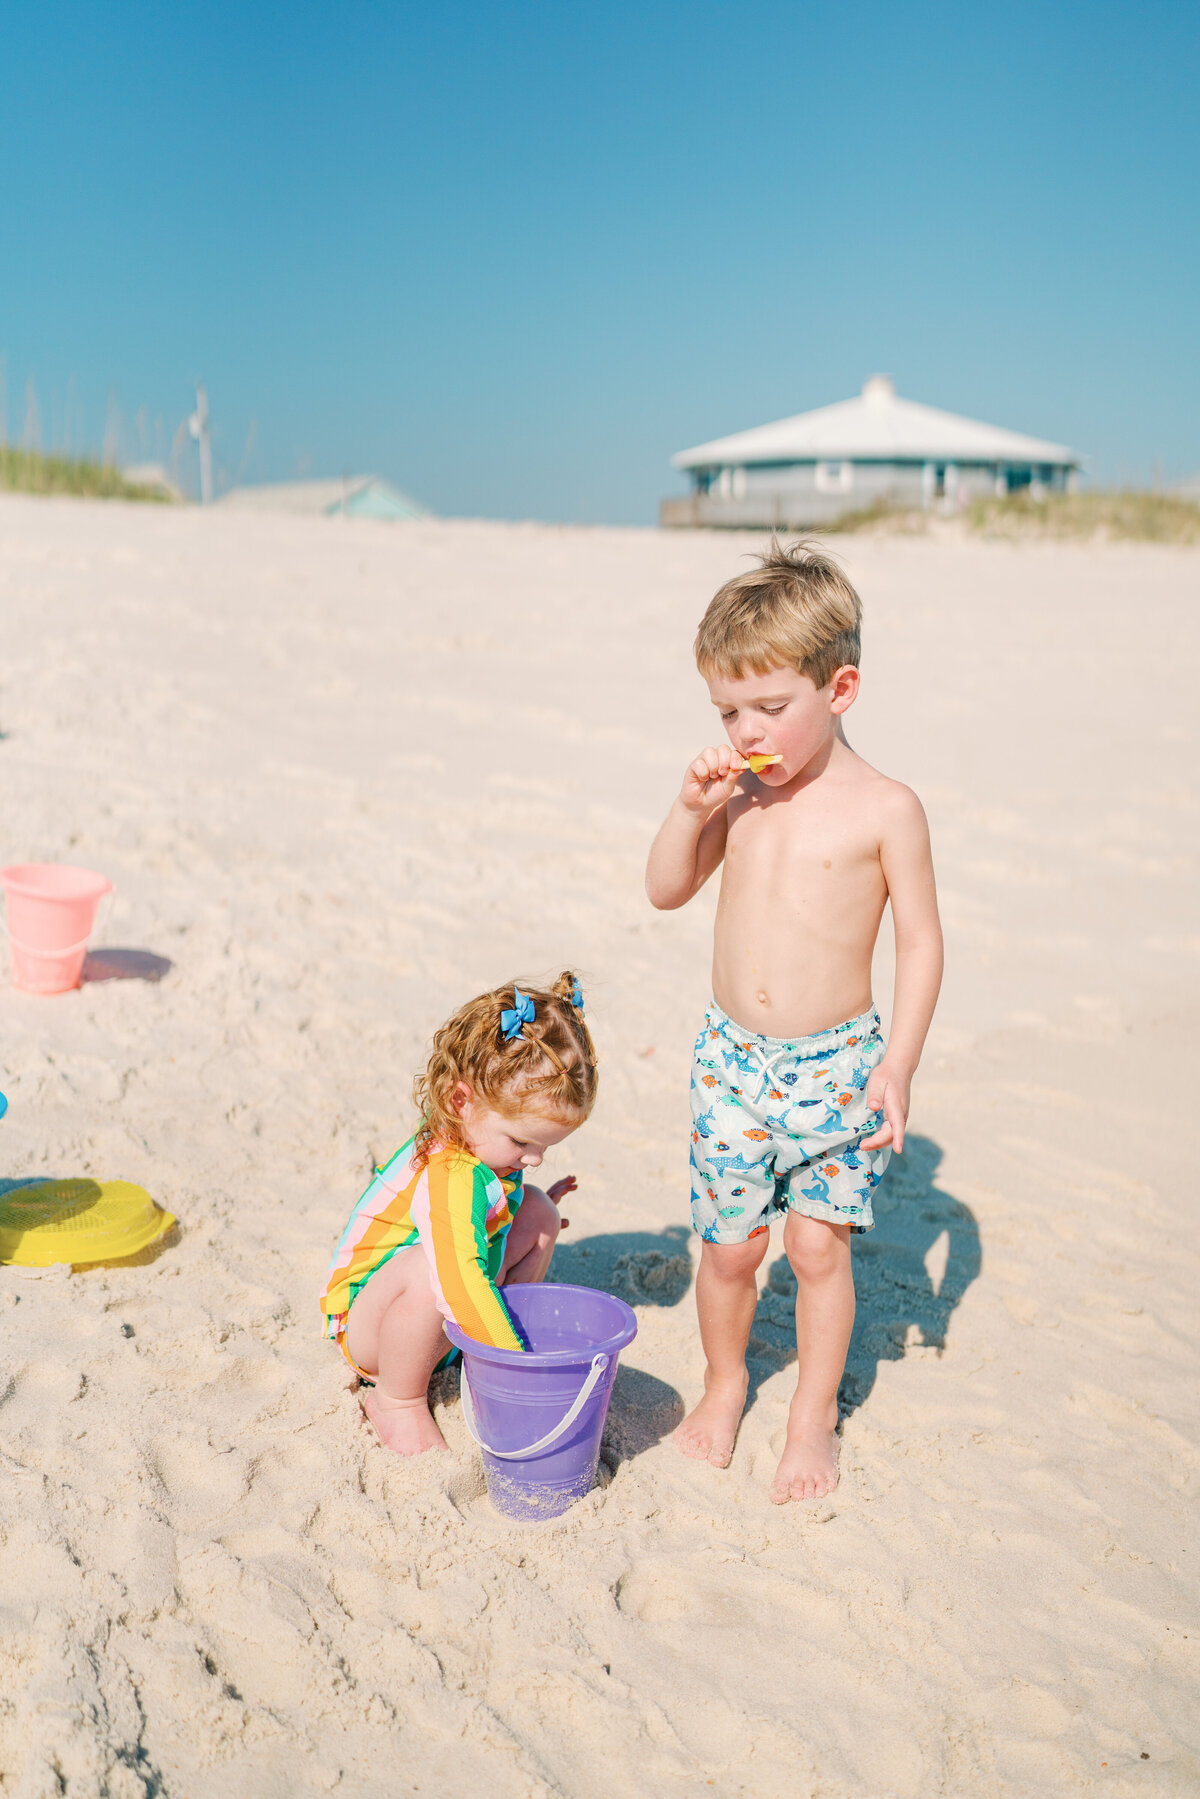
xmin=746 ymin=754 xmax=782 ymax=773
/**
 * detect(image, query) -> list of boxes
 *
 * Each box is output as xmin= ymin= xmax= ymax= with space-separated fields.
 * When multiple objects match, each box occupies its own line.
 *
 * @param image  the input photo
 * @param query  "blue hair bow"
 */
xmin=570 ymin=978 xmax=585 ymax=1015
xmin=500 ymin=988 xmax=535 ymax=1041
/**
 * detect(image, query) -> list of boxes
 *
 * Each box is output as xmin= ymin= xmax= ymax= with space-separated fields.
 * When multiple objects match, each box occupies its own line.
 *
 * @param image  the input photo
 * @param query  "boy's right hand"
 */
xmin=680 ymin=746 xmax=747 ymax=816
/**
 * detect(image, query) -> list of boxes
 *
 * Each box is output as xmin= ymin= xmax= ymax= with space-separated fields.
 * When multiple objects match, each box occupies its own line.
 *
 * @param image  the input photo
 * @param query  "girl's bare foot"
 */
xmin=769 ymin=1417 xmax=840 ymax=1503
xmin=674 ymin=1371 xmax=749 ymax=1468
xmin=361 ymin=1388 xmax=449 ymax=1456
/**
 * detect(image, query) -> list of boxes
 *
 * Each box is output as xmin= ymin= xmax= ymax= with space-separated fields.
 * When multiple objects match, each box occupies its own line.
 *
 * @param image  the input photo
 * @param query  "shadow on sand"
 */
xmin=744 ymin=1133 xmax=981 ymax=1419
xmin=549 ymin=1224 xmax=692 ymax=1465
xmin=489 ymin=1144 xmax=978 ymax=1465
xmin=82 ymin=948 xmax=174 ymax=984
xmin=552 ymin=1223 xmax=693 ymax=1308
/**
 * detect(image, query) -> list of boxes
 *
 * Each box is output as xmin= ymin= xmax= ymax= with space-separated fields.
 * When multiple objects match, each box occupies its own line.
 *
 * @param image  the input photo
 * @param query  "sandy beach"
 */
xmin=0 ymin=492 xmax=1196 ymax=1798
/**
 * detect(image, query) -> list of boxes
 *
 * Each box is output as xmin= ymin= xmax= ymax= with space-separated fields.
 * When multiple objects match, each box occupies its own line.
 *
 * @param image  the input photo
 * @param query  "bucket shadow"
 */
xmin=744 ymin=1135 xmax=981 ymax=1420
xmin=82 ymin=948 xmax=173 ymax=984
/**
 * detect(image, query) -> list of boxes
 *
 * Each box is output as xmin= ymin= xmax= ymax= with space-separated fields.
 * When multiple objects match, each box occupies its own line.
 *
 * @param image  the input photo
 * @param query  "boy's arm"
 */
xmin=645 ymin=747 xmax=744 ymax=910
xmin=863 ymin=787 xmax=943 ymax=1154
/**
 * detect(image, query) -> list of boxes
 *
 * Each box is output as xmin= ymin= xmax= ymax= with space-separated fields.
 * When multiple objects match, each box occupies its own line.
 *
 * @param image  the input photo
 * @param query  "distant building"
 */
xmin=218 ymin=475 xmax=430 ymax=521
xmin=662 ymin=376 xmax=1082 ymax=529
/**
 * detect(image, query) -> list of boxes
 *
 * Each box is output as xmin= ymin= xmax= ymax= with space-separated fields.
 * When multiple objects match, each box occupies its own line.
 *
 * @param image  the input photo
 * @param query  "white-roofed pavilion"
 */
xmin=662 ymin=377 xmax=1082 ymax=527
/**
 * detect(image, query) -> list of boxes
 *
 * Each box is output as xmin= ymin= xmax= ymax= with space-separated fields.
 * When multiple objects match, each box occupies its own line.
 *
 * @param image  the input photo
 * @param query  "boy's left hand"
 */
xmin=547 ymin=1174 xmax=577 ymax=1231
xmin=862 ymin=1063 xmax=910 ymax=1154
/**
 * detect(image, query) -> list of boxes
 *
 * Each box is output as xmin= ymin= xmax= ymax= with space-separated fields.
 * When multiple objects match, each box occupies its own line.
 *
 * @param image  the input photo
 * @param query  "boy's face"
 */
xmin=705 ymin=662 xmax=858 ymax=783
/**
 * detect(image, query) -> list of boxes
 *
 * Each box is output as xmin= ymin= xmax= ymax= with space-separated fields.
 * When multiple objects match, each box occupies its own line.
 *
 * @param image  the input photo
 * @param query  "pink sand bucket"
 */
xmin=1 ymin=864 xmax=114 ymax=994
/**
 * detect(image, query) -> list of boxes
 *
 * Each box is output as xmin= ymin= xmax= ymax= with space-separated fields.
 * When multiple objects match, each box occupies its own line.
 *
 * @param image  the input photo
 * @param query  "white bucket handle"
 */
xmin=459 ymin=1352 xmax=609 ymax=1460
xmin=0 ymin=890 xmax=114 ymax=959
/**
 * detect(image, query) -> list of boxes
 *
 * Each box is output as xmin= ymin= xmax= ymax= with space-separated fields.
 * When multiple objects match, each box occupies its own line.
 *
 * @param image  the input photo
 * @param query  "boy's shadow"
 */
xmin=745 ymin=1135 xmax=981 ymax=1419
xmin=550 ymin=1224 xmax=691 ymax=1464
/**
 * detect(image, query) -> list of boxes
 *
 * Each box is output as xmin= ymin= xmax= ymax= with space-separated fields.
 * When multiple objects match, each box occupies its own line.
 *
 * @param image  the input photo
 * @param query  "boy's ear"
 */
xmin=829 ymin=665 xmax=860 ymax=715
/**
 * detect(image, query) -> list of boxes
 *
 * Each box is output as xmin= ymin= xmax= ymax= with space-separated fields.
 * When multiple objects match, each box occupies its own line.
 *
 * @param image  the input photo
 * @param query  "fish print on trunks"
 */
xmin=688 ymin=1001 xmax=891 ymax=1243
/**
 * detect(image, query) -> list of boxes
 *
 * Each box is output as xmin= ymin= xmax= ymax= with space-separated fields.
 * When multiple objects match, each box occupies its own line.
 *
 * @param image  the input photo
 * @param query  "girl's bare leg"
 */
xmin=345 ymin=1247 xmax=452 ymax=1455
xmin=346 ymin=1188 xmax=563 ymax=1457
xmin=675 ymin=1232 xmax=771 ymax=1468
xmin=499 ymin=1183 xmax=562 ymax=1286
xmin=770 ymin=1213 xmax=854 ymax=1503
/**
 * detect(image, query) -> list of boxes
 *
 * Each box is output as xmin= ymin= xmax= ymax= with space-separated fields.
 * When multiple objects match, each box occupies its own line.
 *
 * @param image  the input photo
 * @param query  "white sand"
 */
xmin=0 ymin=493 xmax=1196 ymax=1797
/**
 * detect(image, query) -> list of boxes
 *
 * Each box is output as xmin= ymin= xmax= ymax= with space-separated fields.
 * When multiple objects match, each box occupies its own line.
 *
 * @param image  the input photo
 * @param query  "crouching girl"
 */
xmin=320 ymin=974 xmax=597 ymax=1455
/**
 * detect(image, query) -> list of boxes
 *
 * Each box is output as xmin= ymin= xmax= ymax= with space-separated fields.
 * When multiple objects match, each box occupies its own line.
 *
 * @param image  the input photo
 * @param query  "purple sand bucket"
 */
xmin=445 ymin=1283 xmax=637 ymax=1521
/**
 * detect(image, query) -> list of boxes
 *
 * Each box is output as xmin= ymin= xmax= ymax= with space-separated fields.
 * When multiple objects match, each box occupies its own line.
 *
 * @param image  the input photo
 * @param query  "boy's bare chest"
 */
xmin=722 ymin=790 xmax=882 ymax=893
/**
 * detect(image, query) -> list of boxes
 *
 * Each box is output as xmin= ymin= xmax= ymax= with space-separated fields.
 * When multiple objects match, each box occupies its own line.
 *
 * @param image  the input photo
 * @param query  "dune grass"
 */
xmin=0 ymin=447 xmax=171 ymax=502
xmin=822 ymin=496 xmax=926 ymax=534
xmin=822 ymin=488 xmax=1200 ymax=543
xmin=966 ymin=489 xmax=1200 ymax=543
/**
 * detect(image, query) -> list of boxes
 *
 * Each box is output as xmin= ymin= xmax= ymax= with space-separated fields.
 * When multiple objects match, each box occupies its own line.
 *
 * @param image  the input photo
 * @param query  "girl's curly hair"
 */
xmin=412 ymin=972 xmax=597 ymax=1166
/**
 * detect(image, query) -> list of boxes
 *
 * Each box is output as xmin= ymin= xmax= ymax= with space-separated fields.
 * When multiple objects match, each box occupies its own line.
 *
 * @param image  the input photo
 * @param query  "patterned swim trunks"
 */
xmin=689 ymin=1001 xmax=891 ymax=1243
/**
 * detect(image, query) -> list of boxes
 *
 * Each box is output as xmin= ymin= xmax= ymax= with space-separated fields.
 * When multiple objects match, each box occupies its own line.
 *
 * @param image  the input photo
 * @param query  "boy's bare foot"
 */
xmin=769 ymin=1418 xmax=840 ymax=1503
xmin=361 ymin=1388 xmax=449 ymax=1456
xmin=674 ymin=1372 xmax=749 ymax=1468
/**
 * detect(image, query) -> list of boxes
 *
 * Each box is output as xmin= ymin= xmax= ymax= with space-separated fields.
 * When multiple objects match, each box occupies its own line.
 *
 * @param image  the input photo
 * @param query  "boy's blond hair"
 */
xmin=694 ymin=539 xmax=862 ymax=688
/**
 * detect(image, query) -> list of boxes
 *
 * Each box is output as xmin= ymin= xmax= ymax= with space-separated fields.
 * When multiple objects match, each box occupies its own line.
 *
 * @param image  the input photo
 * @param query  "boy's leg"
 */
xmin=675 ymin=1231 xmax=771 ymax=1467
xmin=347 ymin=1248 xmax=454 ymax=1456
xmin=771 ymin=1212 xmax=854 ymax=1503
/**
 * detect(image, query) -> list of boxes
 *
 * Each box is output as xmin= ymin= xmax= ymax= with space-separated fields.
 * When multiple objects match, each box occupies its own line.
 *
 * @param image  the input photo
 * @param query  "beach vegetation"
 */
xmin=820 ymin=488 xmax=1200 ymax=543
xmin=822 ymin=497 xmax=926 ymax=534
xmin=965 ymin=489 xmax=1200 ymax=543
xmin=0 ymin=447 xmax=173 ymax=502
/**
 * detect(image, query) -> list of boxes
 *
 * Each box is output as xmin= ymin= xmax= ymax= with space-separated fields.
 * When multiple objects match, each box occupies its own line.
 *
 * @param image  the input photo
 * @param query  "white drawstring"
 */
xmin=746 ymin=1042 xmax=789 ymax=1098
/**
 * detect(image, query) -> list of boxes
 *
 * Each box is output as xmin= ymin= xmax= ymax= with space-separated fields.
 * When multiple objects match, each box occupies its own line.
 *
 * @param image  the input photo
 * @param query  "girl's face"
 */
xmin=451 ymin=1082 xmax=577 ymax=1177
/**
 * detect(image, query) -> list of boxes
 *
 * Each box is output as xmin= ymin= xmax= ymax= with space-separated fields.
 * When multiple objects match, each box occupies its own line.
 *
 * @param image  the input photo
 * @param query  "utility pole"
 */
xmin=189 ymin=383 xmax=213 ymax=505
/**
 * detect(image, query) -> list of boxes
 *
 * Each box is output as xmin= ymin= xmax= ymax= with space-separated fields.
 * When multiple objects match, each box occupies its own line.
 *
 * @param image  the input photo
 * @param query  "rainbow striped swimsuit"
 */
xmin=319 ymin=1136 xmax=525 ymax=1356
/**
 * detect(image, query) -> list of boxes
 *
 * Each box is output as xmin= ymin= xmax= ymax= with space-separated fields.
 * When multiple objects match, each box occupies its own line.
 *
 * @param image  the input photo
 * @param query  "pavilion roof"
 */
xmin=672 ymin=377 xmax=1081 ymax=469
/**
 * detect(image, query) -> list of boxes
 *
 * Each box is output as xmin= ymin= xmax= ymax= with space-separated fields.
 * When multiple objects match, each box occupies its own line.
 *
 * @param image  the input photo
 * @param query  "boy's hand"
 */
xmin=547 ymin=1173 xmax=576 ymax=1232
xmin=680 ymin=746 xmax=747 ymax=816
xmin=862 ymin=1061 xmax=911 ymax=1154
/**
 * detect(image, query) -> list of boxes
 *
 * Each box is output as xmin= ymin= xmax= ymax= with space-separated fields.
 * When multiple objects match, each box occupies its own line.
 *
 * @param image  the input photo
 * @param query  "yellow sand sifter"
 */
xmin=0 ymin=1179 xmax=175 ymax=1267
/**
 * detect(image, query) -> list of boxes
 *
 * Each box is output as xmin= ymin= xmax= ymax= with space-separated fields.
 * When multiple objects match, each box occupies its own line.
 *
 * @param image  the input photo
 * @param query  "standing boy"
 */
xmin=645 ymin=541 xmax=942 ymax=1503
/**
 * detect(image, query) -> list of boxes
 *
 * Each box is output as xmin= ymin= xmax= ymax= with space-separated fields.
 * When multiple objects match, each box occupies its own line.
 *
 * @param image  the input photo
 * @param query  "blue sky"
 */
xmin=2 ymin=2 xmax=1197 ymax=521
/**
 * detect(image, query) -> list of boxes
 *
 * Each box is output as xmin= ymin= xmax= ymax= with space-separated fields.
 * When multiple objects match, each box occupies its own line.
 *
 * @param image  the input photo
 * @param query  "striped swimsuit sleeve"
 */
xmin=318 ymin=1141 xmax=420 ymax=1340
xmin=410 ymin=1151 xmax=524 ymax=1351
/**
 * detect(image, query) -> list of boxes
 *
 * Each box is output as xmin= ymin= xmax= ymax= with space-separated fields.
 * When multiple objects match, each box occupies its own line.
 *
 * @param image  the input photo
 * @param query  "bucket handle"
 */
xmin=459 ymin=1352 xmax=609 ymax=1460
xmin=0 ymin=890 xmax=114 ymax=959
